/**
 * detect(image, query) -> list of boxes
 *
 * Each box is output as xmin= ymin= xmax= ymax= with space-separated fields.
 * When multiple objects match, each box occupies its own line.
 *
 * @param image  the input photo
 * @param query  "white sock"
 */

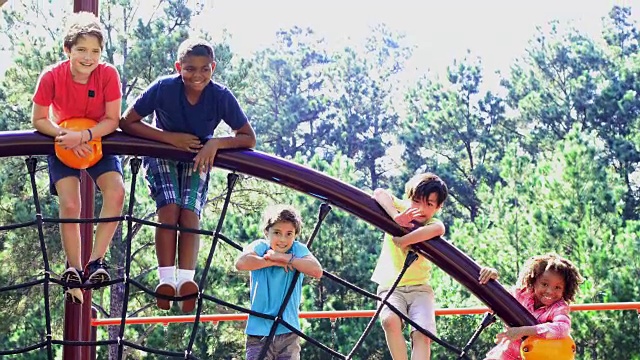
xmin=177 ymin=269 xmax=196 ymax=283
xmin=158 ymin=266 xmax=176 ymax=285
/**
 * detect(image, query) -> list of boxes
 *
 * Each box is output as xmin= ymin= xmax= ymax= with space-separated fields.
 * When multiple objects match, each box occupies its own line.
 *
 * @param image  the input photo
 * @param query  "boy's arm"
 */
xmin=205 ymin=122 xmax=256 ymax=150
xmin=372 ymin=188 xmax=421 ymax=227
xmin=32 ymin=103 xmax=61 ymax=137
xmin=290 ymin=253 xmax=323 ymax=279
xmin=372 ymin=188 xmax=399 ymax=219
xmin=194 ymin=122 xmax=256 ymax=172
xmin=120 ymin=107 xmax=202 ymax=152
xmin=87 ymin=65 xmax=122 ymax=139
xmin=263 ymin=250 xmax=323 ymax=278
xmin=88 ymin=98 xmax=121 ymax=138
xmin=235 ymin=242 xmax=277 ymax=271
xmin=392 ymin=220 xmax=445 ymax=248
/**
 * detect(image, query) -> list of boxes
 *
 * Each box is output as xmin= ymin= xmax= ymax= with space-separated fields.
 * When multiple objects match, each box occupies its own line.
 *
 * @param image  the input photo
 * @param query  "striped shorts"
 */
xmin=143 ymin=158 xmax=210 ymax=217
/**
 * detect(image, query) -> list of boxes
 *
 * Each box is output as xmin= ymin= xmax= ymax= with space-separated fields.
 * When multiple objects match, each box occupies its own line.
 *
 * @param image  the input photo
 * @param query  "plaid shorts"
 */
xmin=246 ymin=333 xmax=301 ymax=360
xmin=143 ymin=158 xmax=210 ymax=217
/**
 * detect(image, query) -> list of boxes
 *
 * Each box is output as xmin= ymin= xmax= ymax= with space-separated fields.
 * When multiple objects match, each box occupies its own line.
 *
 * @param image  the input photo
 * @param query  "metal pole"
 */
xmin=91 ymin=306 xmax=98 ymax=360
xmin=63 ymin=2 xmax=99 ymax=360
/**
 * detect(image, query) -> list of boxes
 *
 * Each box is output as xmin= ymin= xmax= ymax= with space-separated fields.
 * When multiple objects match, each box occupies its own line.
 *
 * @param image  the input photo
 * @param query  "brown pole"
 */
xmin=90 ymin=306 xmax=99 ymax=360
xmin=63 ymin=2 xmax=99 ymax=360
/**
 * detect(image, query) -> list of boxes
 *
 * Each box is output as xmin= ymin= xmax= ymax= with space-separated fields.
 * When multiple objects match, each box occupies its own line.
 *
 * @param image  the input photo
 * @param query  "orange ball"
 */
xmin=54 ymin=118 xmax=103 ymax=170
xmin=521 ymin=336 xmax=576 ymax=360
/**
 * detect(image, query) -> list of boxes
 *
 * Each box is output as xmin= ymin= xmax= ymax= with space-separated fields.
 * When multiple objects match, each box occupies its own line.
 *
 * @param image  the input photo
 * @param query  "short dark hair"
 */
xmin=177 ymin=38 xmax=215 ymax=63
xmin=262 ymin=205 xmax=302 ymax=235
xmin=405 ymin=172 xmax=448 ymax=206
xmin=517 ymin=253 xmax=584 ymax=303
xmin=63 ymin=12 xmax=104 ymax=50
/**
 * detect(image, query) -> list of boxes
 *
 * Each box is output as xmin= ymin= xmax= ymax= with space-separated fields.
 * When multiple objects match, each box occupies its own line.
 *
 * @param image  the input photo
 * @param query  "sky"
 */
xmin=190 ymin=0 xmax=640 ymax=89
xmin=1 ymin=0 xmax=639 ymax=90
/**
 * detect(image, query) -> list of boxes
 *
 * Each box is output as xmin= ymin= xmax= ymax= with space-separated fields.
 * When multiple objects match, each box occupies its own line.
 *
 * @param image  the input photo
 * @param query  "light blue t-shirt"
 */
xmin=245 ymin=239 xmax=311 ymax=336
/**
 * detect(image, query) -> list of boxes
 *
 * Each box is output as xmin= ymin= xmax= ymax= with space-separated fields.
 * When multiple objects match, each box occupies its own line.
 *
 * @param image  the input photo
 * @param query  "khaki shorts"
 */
xmin=377 ymin=284 xmax=437 ymax=335
xmin=245 ymin=332 xmax=301 ymax=360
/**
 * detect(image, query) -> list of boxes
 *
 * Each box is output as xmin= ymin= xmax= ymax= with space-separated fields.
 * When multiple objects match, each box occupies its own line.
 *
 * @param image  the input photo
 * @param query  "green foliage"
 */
xmin=244 ymin=27 xmax=333 ymax=160
xmin=401 ymin=53 xmax=514 ymax=223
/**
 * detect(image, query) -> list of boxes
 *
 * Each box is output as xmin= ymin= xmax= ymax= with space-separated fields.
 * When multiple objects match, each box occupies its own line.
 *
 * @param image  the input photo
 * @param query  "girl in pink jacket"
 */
xmin=479 ymin=253 xmax=584 ymax=360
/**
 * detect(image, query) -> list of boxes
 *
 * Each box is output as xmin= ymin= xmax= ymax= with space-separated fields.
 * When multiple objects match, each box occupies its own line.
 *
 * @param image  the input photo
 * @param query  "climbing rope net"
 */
xmin=0 ymin=155 xmax=498 ymax=359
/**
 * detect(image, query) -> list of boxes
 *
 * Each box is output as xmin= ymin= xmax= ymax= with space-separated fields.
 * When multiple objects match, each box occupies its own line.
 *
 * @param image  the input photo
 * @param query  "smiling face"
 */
xmin=64 ymin=35 xmax=102 ymax=80
xmin=265 ymin=221 xmax=297 ymax=253
xmin=175 ymin=55 xmax=215 ymax=94
xmin=532 ymin=270 xmax=566 ymax=308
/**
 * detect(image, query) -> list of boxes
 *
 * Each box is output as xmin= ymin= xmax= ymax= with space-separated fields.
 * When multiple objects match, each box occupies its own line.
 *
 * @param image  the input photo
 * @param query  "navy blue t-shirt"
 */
xmin=132 ymin=74 xmax=248 ymax=142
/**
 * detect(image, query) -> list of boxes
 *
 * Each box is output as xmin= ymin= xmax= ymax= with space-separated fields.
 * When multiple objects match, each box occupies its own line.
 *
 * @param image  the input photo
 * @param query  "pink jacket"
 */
xmin=485 ymin=288 xmax=571 ymax=360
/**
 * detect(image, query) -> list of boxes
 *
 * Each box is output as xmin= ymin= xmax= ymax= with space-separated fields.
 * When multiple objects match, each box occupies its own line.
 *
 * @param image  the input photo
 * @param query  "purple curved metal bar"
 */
xmin=0 ymin=130 xmax=536 ymax=327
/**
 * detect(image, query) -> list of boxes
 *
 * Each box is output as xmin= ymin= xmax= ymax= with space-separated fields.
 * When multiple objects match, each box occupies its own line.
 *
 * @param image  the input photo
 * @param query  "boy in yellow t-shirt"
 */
xmin=371 ymin=172 xmax=448 ymax=360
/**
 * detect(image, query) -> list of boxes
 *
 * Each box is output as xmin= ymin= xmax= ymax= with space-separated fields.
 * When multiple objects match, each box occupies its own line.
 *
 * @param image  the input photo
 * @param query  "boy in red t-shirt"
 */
xmin=31 ymin=12 xmax=125 ymax=304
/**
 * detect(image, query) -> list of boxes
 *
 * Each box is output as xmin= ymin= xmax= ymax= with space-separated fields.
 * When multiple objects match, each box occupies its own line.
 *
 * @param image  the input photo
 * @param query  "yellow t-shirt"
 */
xmin=371 ymin=196 xmax=439 ymax=289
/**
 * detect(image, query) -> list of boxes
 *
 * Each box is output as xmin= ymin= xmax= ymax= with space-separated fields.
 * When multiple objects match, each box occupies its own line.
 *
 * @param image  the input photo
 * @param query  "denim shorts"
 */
xmin=47 ymin=154 xmax=123 ymax=196
xmin=245 ymin=332 xmax=301 ymax=360
xmin=143 ymin=157 xmax=210 ymax=217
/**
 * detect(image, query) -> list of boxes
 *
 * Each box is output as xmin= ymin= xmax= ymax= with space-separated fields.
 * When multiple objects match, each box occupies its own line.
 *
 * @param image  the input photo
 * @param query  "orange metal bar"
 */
xmin=92 ymin=302 xmax=640 ymax=327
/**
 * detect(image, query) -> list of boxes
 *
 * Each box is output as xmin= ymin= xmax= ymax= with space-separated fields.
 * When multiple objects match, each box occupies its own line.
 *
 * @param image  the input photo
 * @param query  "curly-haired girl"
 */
xmin=479 ymin=253 xmax=584 ymax=359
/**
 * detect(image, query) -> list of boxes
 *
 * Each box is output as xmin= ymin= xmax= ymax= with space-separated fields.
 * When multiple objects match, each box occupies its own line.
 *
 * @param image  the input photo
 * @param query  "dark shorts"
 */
xmin=47 ymin=154 xmax=123 ymax=196
xmin=143 ymin=158 xmax=210 ymax=217
xmin=245 ymin=333 xmax=301 ymax=360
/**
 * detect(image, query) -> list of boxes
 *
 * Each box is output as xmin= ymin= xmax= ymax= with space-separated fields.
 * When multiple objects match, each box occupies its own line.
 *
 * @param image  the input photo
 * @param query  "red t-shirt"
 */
xmin=32 ymin=60 xmax=122 ymax=124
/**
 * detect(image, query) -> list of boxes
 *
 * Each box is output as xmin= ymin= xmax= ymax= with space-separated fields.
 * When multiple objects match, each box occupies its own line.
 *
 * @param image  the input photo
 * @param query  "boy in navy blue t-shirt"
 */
xmin=120 ymin=38 xmax=256 ymax=313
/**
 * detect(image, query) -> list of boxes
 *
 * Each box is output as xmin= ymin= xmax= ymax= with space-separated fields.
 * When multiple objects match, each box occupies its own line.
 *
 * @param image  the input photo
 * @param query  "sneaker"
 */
xmin=155 ymin=282 xmax=176 ymax=311
xmin=61 ymin=267 xmax=84 ymax=304
xmin=177 ymin=279 xmax=199 ymax=313
xmin=84 ymin=258 xmax=111 ymax=288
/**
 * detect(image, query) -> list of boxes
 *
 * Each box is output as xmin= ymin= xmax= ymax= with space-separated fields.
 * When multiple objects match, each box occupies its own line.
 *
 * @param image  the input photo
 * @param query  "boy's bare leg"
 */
xmin=156 ymin=204 xmax=181 ymax=267
xmin=177 ymin=209 xmax=199 ymax=270
xmin=382 ymin=313 xmax=409 ymax=360
xmin=176 ymin=209 xmax=199 ymax=312
xmin=410 ymin=332 xmax=431 ymax=360
xmin=55 ymin=177 xmax=82 ymax=269
xmin=91 ymin=171 xmax=125 ymax=261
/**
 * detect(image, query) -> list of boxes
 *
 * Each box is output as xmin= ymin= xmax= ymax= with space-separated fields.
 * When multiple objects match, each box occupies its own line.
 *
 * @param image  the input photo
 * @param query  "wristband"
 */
xmin=87 ymin=129 xmax=93 ymax=142
xmin=288 ymin=253 xmax=295 ymax=266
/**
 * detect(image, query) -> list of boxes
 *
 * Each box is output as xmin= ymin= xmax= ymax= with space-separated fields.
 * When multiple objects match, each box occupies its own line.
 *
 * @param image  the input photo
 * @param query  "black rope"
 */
xmin=0 ymin=278 xmax=45 ymax=293
xmin=25 ymin=157 xmax=54 ymax=360
xmin=116 ymin=157 xmax=142 ymax=359
xmin=186 ymin=172 xmax=239 ymax=358
xmin=0 ymin=219 xmax=37 ymax=231
xmin=458 ymin=312 xmax=496 ymax=359
xmin=0 ymin=156 xmax=494 ymax=360
xmin=0 ymin=340 xmax=47 ymax=355
xmin=347 ymin=251 xmax=418 ymax=359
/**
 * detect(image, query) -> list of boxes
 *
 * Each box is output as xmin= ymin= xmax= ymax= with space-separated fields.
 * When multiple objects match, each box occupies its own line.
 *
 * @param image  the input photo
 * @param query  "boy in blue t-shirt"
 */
xmin=120 ymin=38 xmax=256 ymax=313
xmin=235 ymin=205 xmax=323 ymax=360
